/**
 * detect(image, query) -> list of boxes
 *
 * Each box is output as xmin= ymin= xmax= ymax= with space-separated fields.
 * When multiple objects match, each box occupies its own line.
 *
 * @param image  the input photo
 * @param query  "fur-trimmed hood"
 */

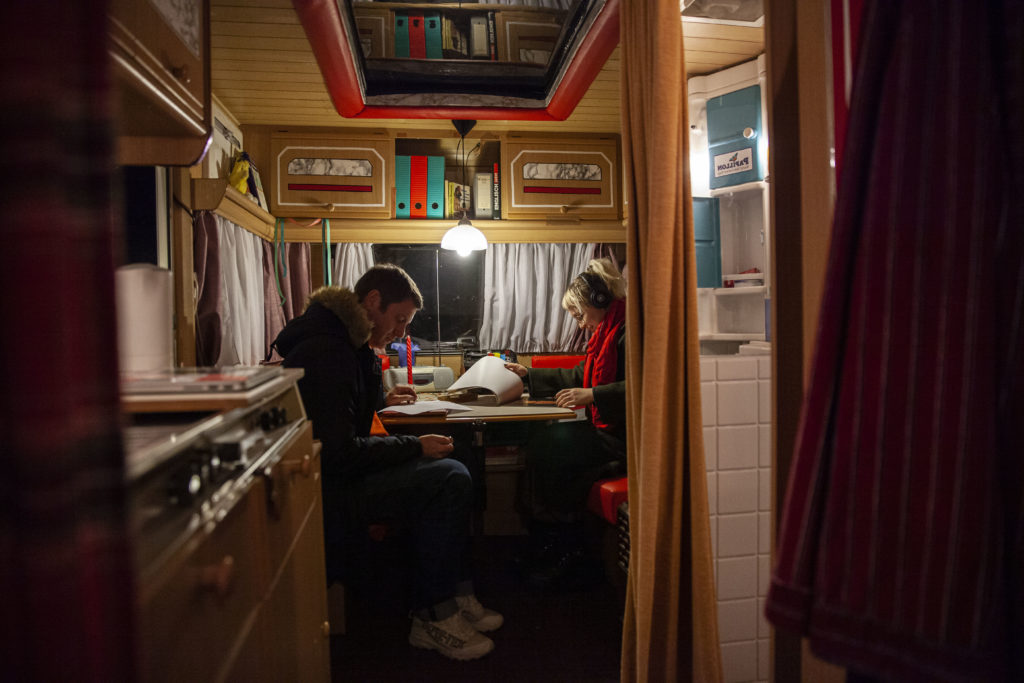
xmin=271 ymin=286 xmax=372 ymax=358
xmin=305 ymin=286 xmax=372 ymax=347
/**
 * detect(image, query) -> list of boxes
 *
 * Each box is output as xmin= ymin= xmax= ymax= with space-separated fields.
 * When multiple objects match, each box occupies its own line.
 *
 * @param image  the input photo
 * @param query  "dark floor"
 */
xmin=329 ymin=534 xmax=624 ymax=682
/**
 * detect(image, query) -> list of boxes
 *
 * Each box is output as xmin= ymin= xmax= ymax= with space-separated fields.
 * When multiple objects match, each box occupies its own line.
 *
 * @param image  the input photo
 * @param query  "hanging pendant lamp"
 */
xmin=441 ymin=119 xmax=488 ymax=257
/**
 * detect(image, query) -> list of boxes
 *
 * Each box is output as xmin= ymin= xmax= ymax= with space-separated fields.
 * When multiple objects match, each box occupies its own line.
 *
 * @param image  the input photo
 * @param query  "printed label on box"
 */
xmin=713 ymin=148 xmax=753 ymax=178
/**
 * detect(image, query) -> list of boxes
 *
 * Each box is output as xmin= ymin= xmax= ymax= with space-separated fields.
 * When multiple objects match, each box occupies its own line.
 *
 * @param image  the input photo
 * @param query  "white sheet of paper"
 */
xmin=446 ymin=355 xmax=524 ymax=404
xmin=379 ymin=400 xmax=472 ymax=416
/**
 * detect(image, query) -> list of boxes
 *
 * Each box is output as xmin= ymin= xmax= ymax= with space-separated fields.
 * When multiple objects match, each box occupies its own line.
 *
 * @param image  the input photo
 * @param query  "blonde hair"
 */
xmin=561 ymin=258 xmax=626 ymax=313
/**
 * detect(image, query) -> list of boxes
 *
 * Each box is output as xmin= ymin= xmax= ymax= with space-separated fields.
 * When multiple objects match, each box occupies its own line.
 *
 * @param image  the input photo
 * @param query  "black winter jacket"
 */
xmin=270 ymin=287 xmax=422 ymax=486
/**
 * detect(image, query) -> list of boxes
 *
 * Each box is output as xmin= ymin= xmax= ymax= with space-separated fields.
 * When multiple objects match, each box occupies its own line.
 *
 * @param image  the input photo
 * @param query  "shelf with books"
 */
xmin=394 ymin=137 xmax=502 ymax=221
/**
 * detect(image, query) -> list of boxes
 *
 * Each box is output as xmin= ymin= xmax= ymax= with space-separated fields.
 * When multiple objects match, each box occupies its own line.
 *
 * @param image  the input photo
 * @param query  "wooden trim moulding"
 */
xmin=191 ymin=178 xmax=276 ymax=241
xmin=279 ymin=218 xmax=627 ymax=244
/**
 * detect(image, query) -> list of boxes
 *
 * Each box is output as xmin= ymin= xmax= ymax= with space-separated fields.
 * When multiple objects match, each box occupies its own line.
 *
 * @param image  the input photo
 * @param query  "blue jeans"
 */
xmin=339 ymin=457 xmax=472 ymax=613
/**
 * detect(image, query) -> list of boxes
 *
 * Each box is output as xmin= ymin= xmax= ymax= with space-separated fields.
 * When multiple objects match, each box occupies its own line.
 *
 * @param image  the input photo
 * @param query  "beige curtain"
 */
xmin=619 ymin=1 xmax=722 ymax=680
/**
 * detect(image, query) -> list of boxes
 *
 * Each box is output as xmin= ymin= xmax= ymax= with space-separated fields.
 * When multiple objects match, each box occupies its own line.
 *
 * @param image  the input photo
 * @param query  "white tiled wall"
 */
xmin=702 ymin=355 xmax=772 ymax=683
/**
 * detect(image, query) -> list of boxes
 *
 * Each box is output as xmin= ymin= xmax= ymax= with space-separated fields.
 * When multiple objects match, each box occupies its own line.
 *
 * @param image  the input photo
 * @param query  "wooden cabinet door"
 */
xmin=260 ymin=427 xmax=330 ymax=683
xmin=353 ymin=6 xmax=392 ymax=58
xmin=108 ymin=0 xmax=211 ymax=165
xmin=494 ymin=11 xmax=561 ymax=65
xmin=137 ymin=485 xmax=265 ymax=683
xmin=503 ymin=136 xmax=621 ymax=219
xmin=271 ymin=133 xmax=394 ymax=218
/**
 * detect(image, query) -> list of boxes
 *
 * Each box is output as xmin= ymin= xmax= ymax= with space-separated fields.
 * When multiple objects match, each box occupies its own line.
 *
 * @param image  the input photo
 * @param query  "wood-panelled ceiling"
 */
xmin=210 ymin=0 xmax=763 ymax=134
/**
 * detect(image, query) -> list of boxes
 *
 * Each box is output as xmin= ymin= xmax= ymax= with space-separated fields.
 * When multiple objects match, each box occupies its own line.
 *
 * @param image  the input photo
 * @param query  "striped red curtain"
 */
xmin=767 ymin=1 xmax=1024 ymax=681
xmin=0 ymin=2 xmax=137 ymax=681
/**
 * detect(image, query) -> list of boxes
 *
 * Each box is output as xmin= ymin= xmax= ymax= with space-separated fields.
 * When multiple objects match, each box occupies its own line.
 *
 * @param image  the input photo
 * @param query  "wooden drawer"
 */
xmin=263 ymin=421 xmax=319 ymax=574
xmin=137 ymin=485 xmax=264 ymax=683
xmin=503 ymin=136 xmax=621 ymax=219
xmin=271 ymin=133 xmax=394 ymax=218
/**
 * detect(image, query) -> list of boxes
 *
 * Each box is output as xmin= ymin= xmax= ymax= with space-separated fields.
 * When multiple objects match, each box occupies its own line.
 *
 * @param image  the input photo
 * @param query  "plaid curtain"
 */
xmin=766 ymin=1 xmax=1024 ymax=680
xmin=0 ymin=2 xmax=137 ymax=681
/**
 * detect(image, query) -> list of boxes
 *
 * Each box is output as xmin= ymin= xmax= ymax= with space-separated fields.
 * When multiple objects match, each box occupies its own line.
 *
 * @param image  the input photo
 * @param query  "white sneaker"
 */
xmin=408 ymin=612 xmax=495 ymax=660
xmin=456 ymin=594 xmax=504 ymax=632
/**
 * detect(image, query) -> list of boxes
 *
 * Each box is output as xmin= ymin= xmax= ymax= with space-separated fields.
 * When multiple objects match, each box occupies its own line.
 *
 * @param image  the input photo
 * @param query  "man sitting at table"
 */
xmin=268 ymin=263 xmax=502 ymax=661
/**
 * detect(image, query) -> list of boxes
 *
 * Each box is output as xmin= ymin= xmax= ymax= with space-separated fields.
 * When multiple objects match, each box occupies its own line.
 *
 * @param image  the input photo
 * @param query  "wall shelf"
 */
xmin=191 ymin=178 xmax=276 ymax=241
xmin=707 ymin=179 xmax=767 ymax=197
xmin=278 ymin=217 xmax=627 ymax=244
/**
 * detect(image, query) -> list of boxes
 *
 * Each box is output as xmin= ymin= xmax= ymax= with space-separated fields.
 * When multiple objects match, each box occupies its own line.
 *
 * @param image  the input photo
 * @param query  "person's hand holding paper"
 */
xmin=385 ymin=384 xmax=417 ymax=406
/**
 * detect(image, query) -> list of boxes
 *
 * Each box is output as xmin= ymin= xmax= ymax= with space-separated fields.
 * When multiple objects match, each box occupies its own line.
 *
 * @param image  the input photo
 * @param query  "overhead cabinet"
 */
xmin=503 ymin=136 xmax=621 ymax=220
xmin=270 ymin=133 xmax=394 ymax=219
xmin=108 ymin=0 xmax=211 ymax=166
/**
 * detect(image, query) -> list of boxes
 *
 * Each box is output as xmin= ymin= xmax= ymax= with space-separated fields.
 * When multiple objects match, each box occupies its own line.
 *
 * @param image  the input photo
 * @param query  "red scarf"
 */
xmin=583 ymin=297 xmax=625 ymax=430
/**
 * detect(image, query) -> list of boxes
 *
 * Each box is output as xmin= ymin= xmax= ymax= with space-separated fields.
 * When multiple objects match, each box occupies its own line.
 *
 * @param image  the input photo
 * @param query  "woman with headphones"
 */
xmin=504 ymin=257 xmax=627 ymax=589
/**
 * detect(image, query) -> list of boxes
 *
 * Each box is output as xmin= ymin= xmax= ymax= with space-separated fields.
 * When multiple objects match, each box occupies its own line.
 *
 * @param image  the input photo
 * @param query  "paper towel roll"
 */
xmin=116 ymin=264 xmax=174 ymax=373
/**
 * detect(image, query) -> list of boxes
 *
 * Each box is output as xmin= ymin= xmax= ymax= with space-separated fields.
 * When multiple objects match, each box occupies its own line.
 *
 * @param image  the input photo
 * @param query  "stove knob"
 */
xmin=168 ymin=464 xmax=204 ymax=506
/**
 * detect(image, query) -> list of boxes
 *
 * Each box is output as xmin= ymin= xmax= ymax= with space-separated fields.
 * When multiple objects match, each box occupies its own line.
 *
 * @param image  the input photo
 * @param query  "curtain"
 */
xmin=263 ymin=241 xmax=312 ymax=363
xmin=620 ymin=0 xmax=722 ymax=680
xmin=333 ymin=242 xmax=374 ymax=289
xmin=479 ymin=242 xmax=597 ymax=352
xmin=214 ymin=216 xmax=265 ymax=366
xmin=766 ymin=1 xmax=1024 ymax=681
xmin=194 ymin=211 xmax=223 ymax=366
xmin=0 ymin=2 xmax=137 ymax=681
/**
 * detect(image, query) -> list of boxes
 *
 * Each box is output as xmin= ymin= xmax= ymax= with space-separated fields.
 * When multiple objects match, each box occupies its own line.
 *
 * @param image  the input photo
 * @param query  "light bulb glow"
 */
xmin=441 ymin=218 xmax=487 ymax=255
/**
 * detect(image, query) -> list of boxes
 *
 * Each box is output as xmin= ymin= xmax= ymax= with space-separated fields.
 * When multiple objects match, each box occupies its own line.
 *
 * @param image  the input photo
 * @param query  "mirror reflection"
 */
xmin=343 ymin=0 xmax=606 ymax=108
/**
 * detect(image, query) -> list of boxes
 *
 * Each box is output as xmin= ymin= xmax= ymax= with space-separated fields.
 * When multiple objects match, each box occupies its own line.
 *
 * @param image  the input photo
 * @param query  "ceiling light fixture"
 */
xmin=441 ymin=119 xmax=488 ymax=257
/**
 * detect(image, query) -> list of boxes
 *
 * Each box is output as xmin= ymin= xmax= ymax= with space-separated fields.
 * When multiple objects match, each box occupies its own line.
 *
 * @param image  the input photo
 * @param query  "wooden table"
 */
xmin=378 ymin=397 xmax=577 ymax=427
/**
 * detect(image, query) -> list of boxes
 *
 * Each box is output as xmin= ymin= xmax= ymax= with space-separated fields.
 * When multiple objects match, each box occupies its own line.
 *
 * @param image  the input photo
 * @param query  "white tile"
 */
xmin=700 ymin=357 xmax=716 ymax=380
xmin=703 ymin=427 xmax=718 ymax=471
xmin=717 ymin=357 xmax=758 ymax=380
xmin=717 ymin=556 xmax=758 ymax=600
xmin=758 ymin=554 xmax=771 ymax=596
xmin=758 ymin=468 xmax=771 ymax=511
xmin=758 ymin=638 xmax=771 ymax=680
xmin=717 ymin=598 xmax=757 ymax=643
xmin=758 ymin=379 xmax=771 ymax=424
xmin=757 ymin=598 xmax=771 ymax=638
xmin=710 ymin=516 xmax=718 ymax=559
xmin=718 ymin=513 xmax=757 ymax=557
xmin=717 ymin=469 xmax=757 ymax=514
xmin=758 ymin=424 xmax=771 ymax=467
xmin=718 ymin=425 xmax=759 ymax=469
xmin=702 ymin=382 xmax=717 ymax=426
xmin=758 ymin=356 xmax=771 ymax=379
xmin=718 ymin=381 xmax=759 ymax=425
xmin=707 ymin=472 xmax=717 ymax=515
xmin=758 ymin=512 xmax=771 ymax=554
xmin=721 ymin=641 xmax=758 ymax=683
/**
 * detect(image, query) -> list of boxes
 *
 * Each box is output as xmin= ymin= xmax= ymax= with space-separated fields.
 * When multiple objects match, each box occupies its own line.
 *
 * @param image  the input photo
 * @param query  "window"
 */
xmin=372 ymin=244 xmax=484 ymax=346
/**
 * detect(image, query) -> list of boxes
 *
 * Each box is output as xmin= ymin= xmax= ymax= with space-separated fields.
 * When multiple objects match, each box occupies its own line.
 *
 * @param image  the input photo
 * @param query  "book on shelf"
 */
xmin=473 ymin=172 xmax=492 ymax=218
xmin=445 ymin=179 xmax=471 ymax=218
xmin=487 ymin=11 xmax=497 ymax=60
xmin=492 ymin=161 xmax=501 ymax=218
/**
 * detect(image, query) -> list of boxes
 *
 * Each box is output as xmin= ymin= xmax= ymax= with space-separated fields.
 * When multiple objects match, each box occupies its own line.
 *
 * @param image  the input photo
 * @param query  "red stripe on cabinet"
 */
xmin=522 ymin=186 xmax=601 ymax=195
xmin=288 ymin=183 xmax=372 ymax=192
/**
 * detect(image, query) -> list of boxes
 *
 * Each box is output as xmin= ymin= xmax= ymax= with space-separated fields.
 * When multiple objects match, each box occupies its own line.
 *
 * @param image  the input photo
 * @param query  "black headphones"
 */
xmin=579 ymin=272 xmax=612 ymax=309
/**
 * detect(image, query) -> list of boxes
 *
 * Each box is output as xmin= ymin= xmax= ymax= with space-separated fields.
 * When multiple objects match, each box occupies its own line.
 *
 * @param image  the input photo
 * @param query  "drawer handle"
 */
xmin=286 ymin=454 xmax=313 ymax=478
xmin=321 ymin=621 xmax=331 ymax=638
xmin=199 ymin=555 xmax=236 ymax=598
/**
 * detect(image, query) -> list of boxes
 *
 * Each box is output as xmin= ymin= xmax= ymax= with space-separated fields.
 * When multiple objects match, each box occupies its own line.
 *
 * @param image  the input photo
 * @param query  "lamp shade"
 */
xmin=441 ymin=217 xmax=488 ymax=256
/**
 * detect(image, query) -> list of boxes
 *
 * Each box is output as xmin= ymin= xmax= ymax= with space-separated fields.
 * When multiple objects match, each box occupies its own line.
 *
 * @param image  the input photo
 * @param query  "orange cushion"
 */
xmin=531 ymin=354 xmax=585 ymax=369
xmin=587 ymin=476 xmax=628 ymax=524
